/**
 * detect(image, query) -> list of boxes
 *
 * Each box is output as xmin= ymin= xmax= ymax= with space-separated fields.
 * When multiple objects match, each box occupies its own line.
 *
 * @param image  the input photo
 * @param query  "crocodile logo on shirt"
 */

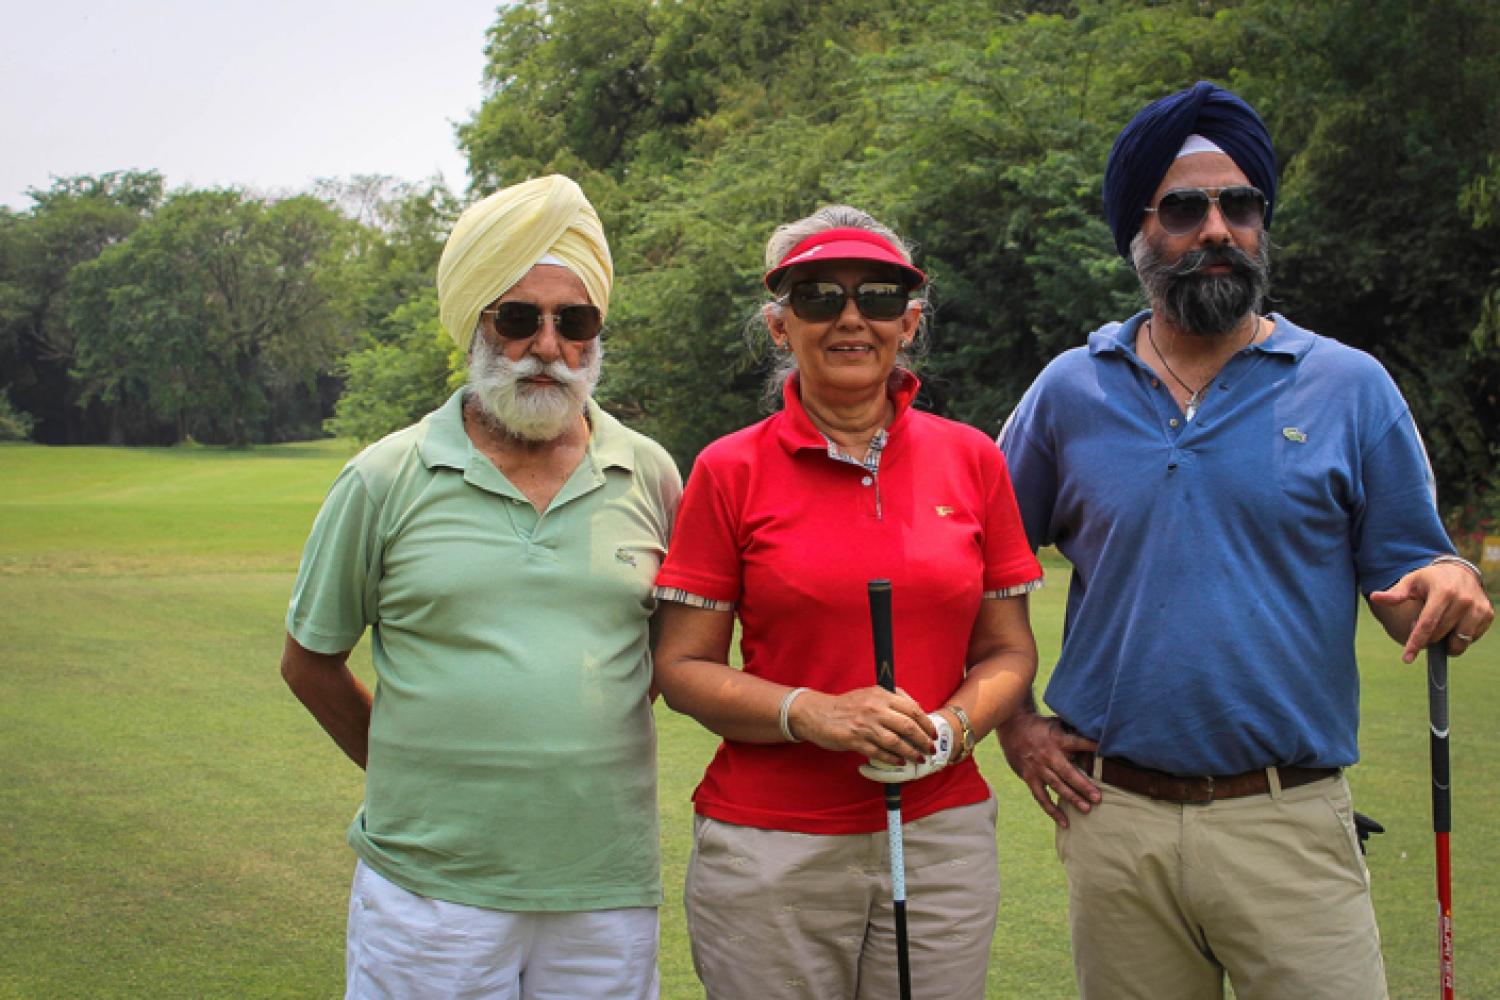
xmin=935 ymin=506 xmax=955 ymax=517
xmin=614 ymin=548 xmax=638 ymax=566
xmin=1282 ymin=427 xmax=1308 ymax=444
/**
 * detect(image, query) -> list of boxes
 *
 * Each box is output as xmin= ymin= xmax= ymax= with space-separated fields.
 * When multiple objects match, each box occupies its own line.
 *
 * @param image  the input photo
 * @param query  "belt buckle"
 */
xmin=1182 ymin=775 xmax=1215 ymax=805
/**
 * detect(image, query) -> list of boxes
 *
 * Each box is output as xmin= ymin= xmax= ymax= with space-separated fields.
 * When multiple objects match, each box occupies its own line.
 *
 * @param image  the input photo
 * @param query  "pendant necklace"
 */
xmin=1145 ymin=317 xmax=1256 ymax=422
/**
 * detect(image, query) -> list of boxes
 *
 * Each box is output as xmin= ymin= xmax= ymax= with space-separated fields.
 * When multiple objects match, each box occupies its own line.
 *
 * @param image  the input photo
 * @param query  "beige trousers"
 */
xmin=1059 ymin=771 xmax=1388 ymax=1000
xmin=684 ymin=796 xmax=999 ymax=1000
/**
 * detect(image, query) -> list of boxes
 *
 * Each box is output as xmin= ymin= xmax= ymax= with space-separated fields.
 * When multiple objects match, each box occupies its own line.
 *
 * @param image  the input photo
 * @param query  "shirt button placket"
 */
xmin=859 ymin=472 xmax=882 ymax=520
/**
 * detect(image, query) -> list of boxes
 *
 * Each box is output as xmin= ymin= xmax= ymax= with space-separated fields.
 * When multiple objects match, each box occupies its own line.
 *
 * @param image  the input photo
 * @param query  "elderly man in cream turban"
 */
xmin=281 ymin=174 xmax=682 ymax=999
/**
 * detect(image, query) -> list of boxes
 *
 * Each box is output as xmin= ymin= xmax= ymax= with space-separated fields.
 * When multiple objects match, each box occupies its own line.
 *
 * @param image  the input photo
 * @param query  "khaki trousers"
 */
xmin=1059 ymin=770 xmax=1388 ymax=1000
xmin=684 ymin=796 xmax=999 ymax=1000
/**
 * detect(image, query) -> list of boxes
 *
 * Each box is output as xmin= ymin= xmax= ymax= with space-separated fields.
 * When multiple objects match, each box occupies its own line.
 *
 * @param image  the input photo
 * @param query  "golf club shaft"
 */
xmin=868 ymin=580 xmax=912 ymax=1000
xmin=1428 ymin=642 xmax=1454 ymax=1000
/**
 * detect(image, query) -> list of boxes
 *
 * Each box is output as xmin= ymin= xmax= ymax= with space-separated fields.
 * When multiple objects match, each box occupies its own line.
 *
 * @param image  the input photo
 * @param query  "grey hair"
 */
xmin=755 ymin=205 xmax=931 ymax=407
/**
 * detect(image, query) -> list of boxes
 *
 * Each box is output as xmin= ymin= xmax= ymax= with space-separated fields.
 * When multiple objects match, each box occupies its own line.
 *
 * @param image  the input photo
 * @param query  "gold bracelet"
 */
xmin=945 ymin=704 xmax=975 ymax=763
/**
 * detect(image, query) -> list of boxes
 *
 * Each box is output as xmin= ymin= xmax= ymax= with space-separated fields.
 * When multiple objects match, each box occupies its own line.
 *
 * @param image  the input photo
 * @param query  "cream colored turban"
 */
xmin=436 ymin=175 xmax=613 ymax=351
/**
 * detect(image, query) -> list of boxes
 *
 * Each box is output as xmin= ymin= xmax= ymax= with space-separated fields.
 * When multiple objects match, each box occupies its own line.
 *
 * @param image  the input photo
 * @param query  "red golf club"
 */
xmin=1428 ymin=641 xmax=1454 ymax=1000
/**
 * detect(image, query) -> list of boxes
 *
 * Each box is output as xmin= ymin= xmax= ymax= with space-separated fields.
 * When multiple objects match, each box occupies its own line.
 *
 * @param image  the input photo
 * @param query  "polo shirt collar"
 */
xmin=1091 ymin=310 xmax=1313 ymax=362
xmin=583 ymin=399 xmax=637 ymax=473
xmin=416 ymin=389 xmax=472 ymax=471
xmin=775 ymin=369 xmax=921 ymax=455
xmin=416 ymin=389 xmax=636 ymax=475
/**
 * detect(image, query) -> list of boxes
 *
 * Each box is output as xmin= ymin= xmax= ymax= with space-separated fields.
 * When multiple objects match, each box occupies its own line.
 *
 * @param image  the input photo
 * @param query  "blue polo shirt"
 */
xmin=999 ymin=312 xmax=1453 ymax=775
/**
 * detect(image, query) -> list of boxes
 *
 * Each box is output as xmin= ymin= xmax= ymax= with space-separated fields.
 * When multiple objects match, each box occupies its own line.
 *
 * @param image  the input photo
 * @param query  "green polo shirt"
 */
xmin=286 ymin=389 xmax=681 ymax=911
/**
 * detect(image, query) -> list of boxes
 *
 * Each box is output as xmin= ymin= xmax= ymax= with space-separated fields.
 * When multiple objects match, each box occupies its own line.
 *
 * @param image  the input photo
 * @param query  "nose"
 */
xmin=836 ymin=288 xmax=865 ymax=326
xmin=1198 ymin=199 xmax=1232 ymax=244
xmin=528 ymin=314 xmax=565 ymax=360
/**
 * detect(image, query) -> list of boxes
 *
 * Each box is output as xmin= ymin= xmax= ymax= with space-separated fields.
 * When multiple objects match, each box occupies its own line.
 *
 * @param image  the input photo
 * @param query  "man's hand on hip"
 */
xmin=996 ymin=710 xmax=1101 ymax=828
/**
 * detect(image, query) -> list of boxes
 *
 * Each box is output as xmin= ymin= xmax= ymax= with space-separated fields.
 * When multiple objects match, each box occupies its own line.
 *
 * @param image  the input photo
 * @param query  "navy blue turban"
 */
xmin=1103 ymin=81 xmax=1278 ymax=259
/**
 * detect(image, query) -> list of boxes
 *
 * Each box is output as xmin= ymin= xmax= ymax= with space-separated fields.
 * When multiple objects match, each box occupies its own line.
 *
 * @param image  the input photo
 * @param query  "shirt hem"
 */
xmin=692 ymin=771 xmax=991 ymax=836
xmin=351 ymin=845 xmax=662 ymax=912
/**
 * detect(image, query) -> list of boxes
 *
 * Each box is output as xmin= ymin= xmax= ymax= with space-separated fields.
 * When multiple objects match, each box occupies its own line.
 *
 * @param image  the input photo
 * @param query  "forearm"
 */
xmin=654 ymin=603 xmax=933 ymax=761
xmin=955 ymin=596 xmax=1040 ymax=742
xmin=280 ymin=635 xmax=372 ymax=769
xmin=657 ymin=656 xmax=794 ymax=743
xmin=946 ymin=649 xmax=1037 ymax=744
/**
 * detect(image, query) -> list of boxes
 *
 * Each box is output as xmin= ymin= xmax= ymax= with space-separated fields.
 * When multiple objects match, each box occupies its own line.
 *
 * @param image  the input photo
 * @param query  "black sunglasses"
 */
xmin=481 ymin=302 xmax=603 ymax=342
xmin=780 ymin=280 xmax=910 ymax=323
xmin=1144 ymin=185 xmax=1267 ymax=235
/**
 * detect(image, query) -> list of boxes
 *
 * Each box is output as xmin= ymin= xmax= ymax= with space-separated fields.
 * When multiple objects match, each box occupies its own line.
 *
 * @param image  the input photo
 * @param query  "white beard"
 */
xmin=467 ymin=334 xmax=602 ymax=442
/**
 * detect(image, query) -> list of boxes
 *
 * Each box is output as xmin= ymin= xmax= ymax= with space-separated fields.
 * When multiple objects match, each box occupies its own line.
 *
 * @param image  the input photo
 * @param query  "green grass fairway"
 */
xmin=2 ymin=440 xmax=1496 ymax=998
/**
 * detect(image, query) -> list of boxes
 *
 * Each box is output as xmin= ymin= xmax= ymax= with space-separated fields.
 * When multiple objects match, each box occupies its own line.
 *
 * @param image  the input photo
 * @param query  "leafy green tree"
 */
xmin=0 ymin=388 xmax=34 ymax=440
xmin=446 ymin=0 xmax=1500 ymax=516
xmin=68 ymin=190 xmax=357 ymax=445
xmin=0 ymin=171 xmax=163 ymax=442
xmin=318 ymin=180 xmax=464 ymax=443
xmin=459 ymin=0 xmax=658 ymax=187
xmin=1228 ymin=0 xmax=1500 ymax=507
xmin=840 ymin=2 xmax=1256 ymax=430
xmin=314 ymin=175 xmax=461 ymax=343
xmin=324 ymin=289 xmax=462 ymax=443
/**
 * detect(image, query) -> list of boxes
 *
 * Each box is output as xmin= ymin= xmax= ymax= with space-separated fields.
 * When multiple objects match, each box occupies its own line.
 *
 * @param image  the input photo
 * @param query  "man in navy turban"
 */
xmin=995 ymin=82 xmax=1493 ymax=999
xmin=1103 ymin=80 xmax=1278 ymax=260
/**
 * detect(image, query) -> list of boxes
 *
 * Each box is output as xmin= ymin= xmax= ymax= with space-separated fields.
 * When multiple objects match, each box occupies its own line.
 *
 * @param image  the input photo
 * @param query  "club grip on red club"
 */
xmin=1429 ymin=643 xmax=1451 ymax=835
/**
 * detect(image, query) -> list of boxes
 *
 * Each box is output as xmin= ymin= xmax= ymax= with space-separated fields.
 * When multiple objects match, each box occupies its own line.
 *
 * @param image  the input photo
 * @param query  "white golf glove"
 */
xmin=860 ymin=712 xmax=954 ymax=784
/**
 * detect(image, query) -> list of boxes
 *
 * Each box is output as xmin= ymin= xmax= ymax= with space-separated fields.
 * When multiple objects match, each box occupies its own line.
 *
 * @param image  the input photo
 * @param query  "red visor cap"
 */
xmin=764 ymin=227 xmax=927 ymax=292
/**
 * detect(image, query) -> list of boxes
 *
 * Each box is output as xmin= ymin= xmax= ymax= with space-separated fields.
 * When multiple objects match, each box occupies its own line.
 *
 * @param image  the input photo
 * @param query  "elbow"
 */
xmin=279 ymin=635 xmax=325 ymax=694
xmin=279 ymin=651 xmax=305 ymax=693
xmin=652 ymin=658 xmax=693 ymax=715
xmin=654 ymin=673 xmax=685 ymax=714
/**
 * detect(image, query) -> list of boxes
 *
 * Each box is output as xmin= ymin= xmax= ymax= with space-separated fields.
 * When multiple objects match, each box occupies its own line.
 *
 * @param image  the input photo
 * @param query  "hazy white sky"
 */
xmin=0 ymin=0 xmax=499 ymax=209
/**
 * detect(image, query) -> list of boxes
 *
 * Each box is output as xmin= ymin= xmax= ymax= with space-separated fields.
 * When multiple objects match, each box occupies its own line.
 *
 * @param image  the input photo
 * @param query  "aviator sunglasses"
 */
xmin=1144 ymin=185 xmax=1267 ymax=235
xmin=780 ymin=280 xmax=911 ymax=323
xmin=481 ymin=301 xmax=603 ymax=342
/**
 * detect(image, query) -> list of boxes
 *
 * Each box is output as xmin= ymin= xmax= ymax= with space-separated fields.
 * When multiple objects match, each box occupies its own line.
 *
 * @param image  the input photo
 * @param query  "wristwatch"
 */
xmin=945 ymin=704 xmax=975 ymax=763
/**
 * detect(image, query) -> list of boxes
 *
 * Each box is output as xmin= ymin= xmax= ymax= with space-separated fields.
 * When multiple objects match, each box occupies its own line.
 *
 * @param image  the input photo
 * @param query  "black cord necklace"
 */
xmin=1145 ymin=317 xmax=1257 ymax=422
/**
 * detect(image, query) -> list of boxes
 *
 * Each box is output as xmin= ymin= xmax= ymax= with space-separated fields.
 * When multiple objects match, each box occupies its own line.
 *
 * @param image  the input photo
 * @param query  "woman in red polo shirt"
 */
xmin=653 ymin=205 xmax=1043 ymax=999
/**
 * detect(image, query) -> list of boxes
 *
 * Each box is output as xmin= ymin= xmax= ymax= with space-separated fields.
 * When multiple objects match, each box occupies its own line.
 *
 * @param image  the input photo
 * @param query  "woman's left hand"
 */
xmin=787 ymin=685 xmax=936 ymax=764
xmin=859 ymin=711 xmax=954 ymax=783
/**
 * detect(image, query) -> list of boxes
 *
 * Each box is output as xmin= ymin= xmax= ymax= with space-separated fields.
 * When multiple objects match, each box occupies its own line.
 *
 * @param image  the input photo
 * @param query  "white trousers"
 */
xmin=346 ymin=861 xmax=660 ymax=1000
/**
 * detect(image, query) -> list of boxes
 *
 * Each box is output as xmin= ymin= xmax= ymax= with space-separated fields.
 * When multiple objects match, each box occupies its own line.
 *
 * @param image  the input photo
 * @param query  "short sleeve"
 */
xmin=983 ymin=447 xmax=1045 ymax=593
xmin=996 ymin=383 xmax=1058 ymax=551
xmin=652 ymin=456 xmax=743 ymax=605
xmin=285 ymin=464 xmax=383 ymax=654
xmin=1353 ymin=406 xmax=1453 ymax=594
xmin=653 ymin=452 xmax=685 ymax=546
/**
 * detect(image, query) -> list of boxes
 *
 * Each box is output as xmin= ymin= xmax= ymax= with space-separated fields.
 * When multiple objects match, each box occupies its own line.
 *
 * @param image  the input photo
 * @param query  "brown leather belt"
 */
xmin=1069 ymin=751 xmax=1339 ymax=804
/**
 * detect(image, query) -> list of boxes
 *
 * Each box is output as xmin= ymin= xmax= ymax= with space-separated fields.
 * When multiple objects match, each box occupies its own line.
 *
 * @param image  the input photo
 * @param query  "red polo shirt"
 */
xmin=656 ymin=372 xmax=1042 ymax=834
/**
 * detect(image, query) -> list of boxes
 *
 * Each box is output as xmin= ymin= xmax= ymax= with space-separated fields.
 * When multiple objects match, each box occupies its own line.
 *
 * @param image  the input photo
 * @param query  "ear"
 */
xmin=763 ymin=302 xmax=788 ymax=347
xmin=900 ymin=301 xmax=922 ymax=341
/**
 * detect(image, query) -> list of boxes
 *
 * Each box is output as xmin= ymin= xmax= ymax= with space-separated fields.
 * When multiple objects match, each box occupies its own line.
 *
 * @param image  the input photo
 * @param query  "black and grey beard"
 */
xmin=1132 ymin=232 xmax=1270 ymax=337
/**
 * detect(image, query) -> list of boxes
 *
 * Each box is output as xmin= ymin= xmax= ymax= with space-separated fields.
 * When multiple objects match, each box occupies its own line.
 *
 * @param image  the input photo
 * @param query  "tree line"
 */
xmin=2 ymin=0 xmax=1497 ymax=529
xmin=0 ymin=171 xmax=458 ymax=447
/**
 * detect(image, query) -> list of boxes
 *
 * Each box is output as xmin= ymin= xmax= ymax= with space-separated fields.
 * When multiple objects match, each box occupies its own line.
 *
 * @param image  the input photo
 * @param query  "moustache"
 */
xmin=1168 ymin=245 xmax=1259 ymax=279
xmin=505 ymin=353 xmax=593 ymax=388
